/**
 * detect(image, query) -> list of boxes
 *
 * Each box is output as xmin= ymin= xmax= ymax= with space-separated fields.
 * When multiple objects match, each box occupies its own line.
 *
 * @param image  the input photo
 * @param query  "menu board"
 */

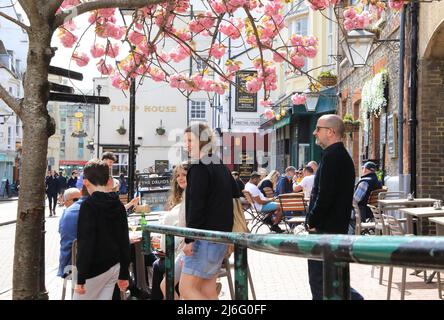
xmin=387 ymin=114 xmax=397 ymax=158
xmin=235 ymin=71 xmax=257 ymax=112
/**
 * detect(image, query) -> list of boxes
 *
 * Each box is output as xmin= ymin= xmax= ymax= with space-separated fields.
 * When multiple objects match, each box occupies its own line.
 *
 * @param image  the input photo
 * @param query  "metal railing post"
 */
xmin=165 ymin=234 xmax=175 ymax=300
xmin=323 ymin=257 xmax=350 ymax=300
xmin=234 ymin=244 xmax=248 ymax=300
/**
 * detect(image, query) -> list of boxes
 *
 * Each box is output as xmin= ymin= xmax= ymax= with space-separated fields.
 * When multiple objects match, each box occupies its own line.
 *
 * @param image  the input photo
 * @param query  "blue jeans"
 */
xmin=308 ymin=259 xmax=364 ymax=300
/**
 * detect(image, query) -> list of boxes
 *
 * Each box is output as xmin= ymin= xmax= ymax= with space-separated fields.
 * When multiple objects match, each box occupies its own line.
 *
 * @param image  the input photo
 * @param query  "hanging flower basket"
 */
xmin=117 ymin=126 xmax=127 ymax=135
xmin=344 ymin=122 xmax=360 ymax=132
xmin=156 ymin=127 xmax=166 ymax=136
xmin=319 ymin=75 xmax=337 ymax=87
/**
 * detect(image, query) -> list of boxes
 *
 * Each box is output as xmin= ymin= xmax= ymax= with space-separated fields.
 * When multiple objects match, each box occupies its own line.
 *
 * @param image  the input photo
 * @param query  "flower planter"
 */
xmin=319 ymin=76 xmax=337 ymax=87
xmin=156 ymin=127 xmax=166 ymax=135
xmin=344 ymin=122 xmax=360 ymax=132
xmin=117 ymin=127 xmax=127 ymax=135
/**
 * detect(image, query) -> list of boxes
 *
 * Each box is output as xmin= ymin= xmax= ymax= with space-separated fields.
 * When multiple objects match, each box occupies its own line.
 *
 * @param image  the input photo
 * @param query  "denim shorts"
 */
xmin=182 ymin=240 xmax=227 ymax=279
xmin=262 ymin=201 xmax=279 ymax=212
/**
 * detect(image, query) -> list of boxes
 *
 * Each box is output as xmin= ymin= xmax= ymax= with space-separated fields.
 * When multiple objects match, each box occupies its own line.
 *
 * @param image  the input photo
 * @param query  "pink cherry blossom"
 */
xmin=106 ymin=43 xmax=120 ymax=58
xmin=58 ymin=29 xmax=78 ymax=48
xmin=189 ymin=12 xmax=215 ymax=34
xmin=149 ymin=67 xmax=166 ymax=82
xmin=72 ymin=52 xmax=89 ymax=67
xmin=220 ymin=18 xmax=244 ymax=39
xmin=263 ymin=108 xmax=275 ymax=120
xmin=91 ymin=44 xmax=106 ymax=58
xmin=111 ymin=74 xmax=130 ymax=90
xmin=388 ymin=0 xmax=405 ymax=10
xmin=291 ymin=93 xmax=307 ymax=105
xmin=273 ymin=51 xmax=285 ymax=63
xmin=260 ymin=99 xmax=273 ymax=107
xmin=246 ymin=77 xmax=262 ymax=93
xmin=290 ymin=54 xmax=305 ymax=69
xmin=169 ymin=44 xmax=191 ymax=63
xmin=96 ymin=59 xmax=114 ymax=75
xmin=209 ymin=44 xmax=226 ymax=59
xmin=129 ymin=31 xmax=145 ymax=46
xmin=60 ymin=0 xmax=80 ymax=9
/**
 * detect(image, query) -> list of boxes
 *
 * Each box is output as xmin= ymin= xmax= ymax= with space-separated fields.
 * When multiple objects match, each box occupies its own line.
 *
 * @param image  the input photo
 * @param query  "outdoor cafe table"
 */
xmin=428 ymin=216 xmax=444 ymax=236
xmin=399 ymin=207 xmax=444 ymax=235
xmin=128 ymin=214 xmax=162 ymax=293
xmin=377 ymin=198 xmax=438 ymax=219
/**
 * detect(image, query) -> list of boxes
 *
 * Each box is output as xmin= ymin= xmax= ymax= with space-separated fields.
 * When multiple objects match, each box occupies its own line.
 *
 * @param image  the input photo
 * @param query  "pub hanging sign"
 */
xmin=235 ymin=70 xmax=257 ymax=112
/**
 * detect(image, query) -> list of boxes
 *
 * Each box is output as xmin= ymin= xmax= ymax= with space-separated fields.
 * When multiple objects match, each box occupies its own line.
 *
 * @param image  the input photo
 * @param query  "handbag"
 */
xmin=225 ymin=198 xmax=249 ymax=258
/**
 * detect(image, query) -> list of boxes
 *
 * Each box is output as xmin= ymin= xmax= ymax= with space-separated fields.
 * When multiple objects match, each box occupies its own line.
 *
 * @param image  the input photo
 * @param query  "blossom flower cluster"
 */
xmin=170 ymin=73 xmax=228 ymax=95
xmin=343 ymin=7 xmax=373 ymax=31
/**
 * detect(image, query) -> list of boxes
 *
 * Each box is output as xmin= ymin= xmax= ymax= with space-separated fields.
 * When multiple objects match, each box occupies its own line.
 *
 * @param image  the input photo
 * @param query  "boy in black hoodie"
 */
xmin=73 ymin=159 xmax=130 ymax=300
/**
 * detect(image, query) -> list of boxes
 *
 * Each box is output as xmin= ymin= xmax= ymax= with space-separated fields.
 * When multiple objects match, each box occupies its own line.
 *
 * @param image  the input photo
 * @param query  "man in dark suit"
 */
xmin=305 ymin=114 xmax=363 ymax=300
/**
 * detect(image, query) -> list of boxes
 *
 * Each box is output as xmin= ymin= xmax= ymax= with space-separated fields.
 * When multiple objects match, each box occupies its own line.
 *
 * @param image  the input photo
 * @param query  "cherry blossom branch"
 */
xmin=0 ymin=83 xmax=22 ymax=115
xmin=0 ymin=10 xmax=30 ymax=31
xmin=53 ymin=0 xmax=167 ymax=29
xmin=244 ymin=8 xmax=268 ymax=100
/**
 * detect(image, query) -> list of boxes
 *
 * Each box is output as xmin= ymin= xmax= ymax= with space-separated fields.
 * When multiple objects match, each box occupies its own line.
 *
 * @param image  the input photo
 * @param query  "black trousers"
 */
xmin=47 ymin=193 xmax=57 ymax=212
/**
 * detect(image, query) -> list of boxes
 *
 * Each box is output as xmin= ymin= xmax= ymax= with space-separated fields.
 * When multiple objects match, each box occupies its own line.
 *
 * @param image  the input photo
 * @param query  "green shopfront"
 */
xmin=260 ymin=88 xmax=337 ymax=172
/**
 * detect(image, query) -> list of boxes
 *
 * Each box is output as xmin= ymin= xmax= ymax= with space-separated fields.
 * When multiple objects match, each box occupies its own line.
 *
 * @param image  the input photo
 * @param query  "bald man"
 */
xmin=63 ymin=188 xmax=81 ymax=208
xmin=305 ymin=114 xmax=363 ymax=300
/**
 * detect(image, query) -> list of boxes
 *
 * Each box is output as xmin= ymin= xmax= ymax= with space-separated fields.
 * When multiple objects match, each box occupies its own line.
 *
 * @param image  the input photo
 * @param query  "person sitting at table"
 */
xmin=258 ymin=170 xmax=280 ymax=198
xmin=293 ymin=166 xmax=315 ymax=200
xmin=353 ymin=161 xmax=383 ymax=223
xmin=245 ymin=171 xmax=284 ymax=233
xmin=275 ymin=166 xmax=297 ymax=196
xmin=151 ymin=162 xmax=189 ymax=300
xmin=57 ymin=187 xmax=84 ymax=279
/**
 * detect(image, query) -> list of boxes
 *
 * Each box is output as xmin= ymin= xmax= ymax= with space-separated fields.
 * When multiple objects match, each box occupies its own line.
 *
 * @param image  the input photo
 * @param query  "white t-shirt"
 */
xmin=245 ymin=182 xmax=268 ymax=212
xmin=295 ymin=175 xmax=315 ymax=199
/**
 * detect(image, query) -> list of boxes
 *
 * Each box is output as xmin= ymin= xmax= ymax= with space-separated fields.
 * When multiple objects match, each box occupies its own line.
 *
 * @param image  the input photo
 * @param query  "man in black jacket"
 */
xmin=305 ymin=114 xmax=363 ymax=300
xmin=45 ymin=170 xmax=59 ymax=217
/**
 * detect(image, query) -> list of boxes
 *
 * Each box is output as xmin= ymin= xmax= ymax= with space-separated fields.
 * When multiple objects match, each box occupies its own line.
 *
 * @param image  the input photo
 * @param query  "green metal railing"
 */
xmin=142 ymin=225 xmax=444 ymax=300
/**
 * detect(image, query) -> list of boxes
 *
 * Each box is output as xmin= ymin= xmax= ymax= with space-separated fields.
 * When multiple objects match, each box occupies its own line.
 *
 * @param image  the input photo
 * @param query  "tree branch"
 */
xmin=45 ymin=0 xmax=65 ymax=15
xmin=0 ymin=83 xmax=22 ymax=115
xmin=53 ymin=0 xmax=168 ymax=29
xmin=0 ymin=10 xmax=30 ymax=31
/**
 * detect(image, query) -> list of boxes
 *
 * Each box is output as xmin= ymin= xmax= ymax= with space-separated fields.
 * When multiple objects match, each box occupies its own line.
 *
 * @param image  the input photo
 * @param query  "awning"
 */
xmin=272 ymin=116 xmax=291 ymax=130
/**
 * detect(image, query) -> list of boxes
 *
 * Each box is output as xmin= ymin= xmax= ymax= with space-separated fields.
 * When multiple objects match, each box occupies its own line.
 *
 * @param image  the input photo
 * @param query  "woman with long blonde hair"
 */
xmin=258 ymin=170 xmax=280 ymax=197
xmin=152 ymin=162 xmax=189 ymax=300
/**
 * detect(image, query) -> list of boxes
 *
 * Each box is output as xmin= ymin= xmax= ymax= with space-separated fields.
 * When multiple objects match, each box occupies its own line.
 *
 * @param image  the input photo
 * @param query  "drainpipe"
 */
xmin=408 ymin=2 xmax=419 ymax=195
xmin=398 ymin=6 xmax=406 ymax=190
xmin=228 ymin=38 xmax=232 ymax=131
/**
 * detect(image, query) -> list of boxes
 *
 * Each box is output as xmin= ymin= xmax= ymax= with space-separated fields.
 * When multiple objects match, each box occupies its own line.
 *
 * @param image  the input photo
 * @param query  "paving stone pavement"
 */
xmin=0 ymin=201 xmax=442 ymax=300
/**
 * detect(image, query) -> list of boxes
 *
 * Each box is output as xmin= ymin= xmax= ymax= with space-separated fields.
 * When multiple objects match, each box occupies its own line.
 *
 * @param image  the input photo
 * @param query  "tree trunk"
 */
xmin=12 ymin=27 xmax=55 ymax=300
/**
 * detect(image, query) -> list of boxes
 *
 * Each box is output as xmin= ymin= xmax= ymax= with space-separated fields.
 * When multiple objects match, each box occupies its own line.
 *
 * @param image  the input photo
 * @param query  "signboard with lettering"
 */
xmin=233 ymin=118 xmax=260 ymax=127
xmin=137 ymin=174 xmax=172 ymax=189
xmin=235 ymin=71 xmax=257 ymax=112
xmin=237 ymin=151 xmax=255 ymax=179
xmin=387 ymin=114 xmax=397 ymax=158
xmin=140 ymin=190 xmax=169 ymax=212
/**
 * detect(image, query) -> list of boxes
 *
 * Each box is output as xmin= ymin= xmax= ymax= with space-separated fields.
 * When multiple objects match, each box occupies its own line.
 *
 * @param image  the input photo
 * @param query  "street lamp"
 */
xmin=96 ymin=84 xmax=102 ymax=158
xmin=303 ymin=89 xmax=320 ymax=112
xmin=342 ymin=29 xmax=376 ymax=68
xmin=120 ymin=8 xmax=137 ymax=203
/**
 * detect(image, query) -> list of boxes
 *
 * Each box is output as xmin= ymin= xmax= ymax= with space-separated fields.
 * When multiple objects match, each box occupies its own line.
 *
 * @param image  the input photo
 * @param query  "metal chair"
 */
xmin=277 ymin=193 xmax=306 ymax=232
xmin=61 ymin=239 xmax=77 ymax=300
xmin=218 ymin=256 xmax=257 ymax=300
xmin=262 ymin=187 xmax=274 ymax=198
xmin=353 ymin=203 xmax=376 ymax=235
xmin=241 ymin=190 xmax=273 ymax=233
